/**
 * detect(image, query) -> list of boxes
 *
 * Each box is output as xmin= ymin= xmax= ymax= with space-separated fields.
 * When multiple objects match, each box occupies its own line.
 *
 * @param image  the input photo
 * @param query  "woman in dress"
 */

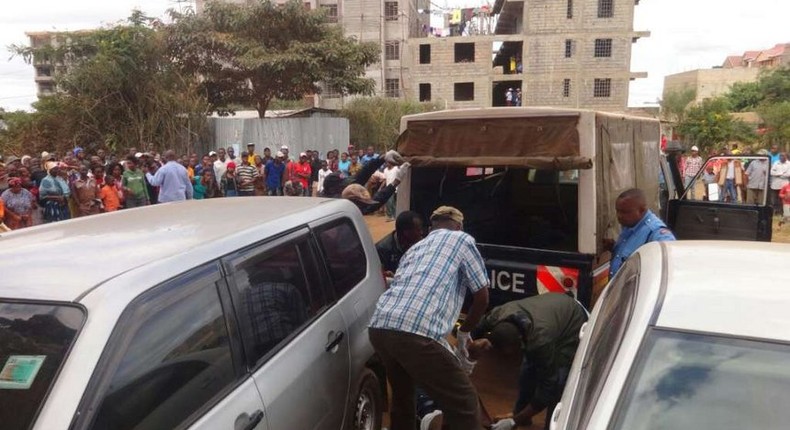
xmin=1 ymin=177 xmax=37 ymax=229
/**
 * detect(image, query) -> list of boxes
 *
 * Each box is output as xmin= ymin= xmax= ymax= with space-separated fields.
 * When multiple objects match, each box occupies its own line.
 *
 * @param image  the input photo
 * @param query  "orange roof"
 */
xmin=723 ymin=43 xmax=790 ymax=68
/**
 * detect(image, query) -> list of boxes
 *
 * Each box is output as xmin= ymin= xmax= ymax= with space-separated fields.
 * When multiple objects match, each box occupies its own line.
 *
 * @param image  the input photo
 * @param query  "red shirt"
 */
xmin=292 ymin=162 xmax=312 ymax=189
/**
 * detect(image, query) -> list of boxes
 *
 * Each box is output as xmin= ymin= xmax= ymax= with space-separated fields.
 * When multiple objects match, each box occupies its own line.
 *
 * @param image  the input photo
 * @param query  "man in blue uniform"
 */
xmin=606 ymin=188 xmax=676 ymax=278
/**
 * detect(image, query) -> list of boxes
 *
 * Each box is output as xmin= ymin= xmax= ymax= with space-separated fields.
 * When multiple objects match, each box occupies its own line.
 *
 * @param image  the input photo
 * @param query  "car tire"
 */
xmin=349 ymin=368 xmax=383 ymax=430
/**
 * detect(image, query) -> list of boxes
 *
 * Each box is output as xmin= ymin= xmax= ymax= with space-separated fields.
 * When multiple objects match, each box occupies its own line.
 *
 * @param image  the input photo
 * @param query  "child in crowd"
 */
xmin=100 ymin=175 xmax=121 ymax=212
xmin=317 ymin=160 xmax=332 ymax=194
xmin=778 ymin=181 xmax=790 ymax=227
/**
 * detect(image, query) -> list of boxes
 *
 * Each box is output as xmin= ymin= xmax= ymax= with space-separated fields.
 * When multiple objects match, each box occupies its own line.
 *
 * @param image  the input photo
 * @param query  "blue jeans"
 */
xmin=267 ymin=187 xmax=282 ymax=196
xmin=721 ymin=179 xmax=737 ymax=203
xmin=225 ymin=189 xmax=238 ymax=197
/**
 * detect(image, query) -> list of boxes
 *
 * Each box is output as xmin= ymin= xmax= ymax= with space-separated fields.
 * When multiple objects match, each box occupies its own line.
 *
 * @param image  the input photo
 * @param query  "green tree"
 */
xmin=758 ymin=66 xmax=790 ymax=103
xmin=757 ymin=101 xmax=790 ymax=148
xmin=341 ymin=97 xmax=441 ymax=151
xmin=725 ymin=81 xmax=764 ymax=112
xmin=659 ymin=88 xmax=696 ymax=123
xmin=10 ymin=11 xmax=208 ymax=155
xmin=677 ymin=97 xmax=755 ymax=153
xmin=166 ymin=0 xmax=380 ymax=118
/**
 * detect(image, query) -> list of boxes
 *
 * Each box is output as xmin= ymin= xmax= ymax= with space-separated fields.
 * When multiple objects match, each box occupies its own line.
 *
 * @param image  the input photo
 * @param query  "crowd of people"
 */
xmin=0 ymin=142 xmax=406 ymax=231
xmin=680 ymin=143 xmax=790 ymax=221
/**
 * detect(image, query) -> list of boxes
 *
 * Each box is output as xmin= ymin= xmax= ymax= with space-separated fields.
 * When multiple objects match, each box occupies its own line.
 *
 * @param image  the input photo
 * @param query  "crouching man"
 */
xmin=479 ymin=293 xmax=589 ymax=430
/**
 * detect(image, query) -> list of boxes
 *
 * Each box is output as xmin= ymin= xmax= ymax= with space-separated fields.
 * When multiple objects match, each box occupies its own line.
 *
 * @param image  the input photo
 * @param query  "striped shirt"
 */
xmin=235 ymin=164 xmax=258 ymax=192
xmin=369 ymin=229 xmax=488 ymax=341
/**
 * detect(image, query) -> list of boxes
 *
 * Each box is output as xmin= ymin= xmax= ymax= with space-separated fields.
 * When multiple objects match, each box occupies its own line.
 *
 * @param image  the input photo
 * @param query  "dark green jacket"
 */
xmin=473 ymin=293 xmax=588 ymax=408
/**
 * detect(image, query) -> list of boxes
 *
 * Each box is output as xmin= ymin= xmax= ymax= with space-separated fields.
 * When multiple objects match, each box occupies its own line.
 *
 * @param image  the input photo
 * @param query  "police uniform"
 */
xmin=610 ymin=210 xmax=676 ymax=277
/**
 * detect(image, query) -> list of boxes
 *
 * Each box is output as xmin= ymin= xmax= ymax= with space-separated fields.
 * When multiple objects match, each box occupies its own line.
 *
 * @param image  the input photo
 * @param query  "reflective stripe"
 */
xmin=536 ymin=265 xmax=579 ymax=295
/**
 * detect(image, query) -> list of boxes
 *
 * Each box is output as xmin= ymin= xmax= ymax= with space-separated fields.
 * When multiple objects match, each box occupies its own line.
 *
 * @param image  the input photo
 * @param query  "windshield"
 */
xmin=611 ymin=328 xmax=790 ymax=429
xmin=0 ymin=301 xmax=85 ymax=430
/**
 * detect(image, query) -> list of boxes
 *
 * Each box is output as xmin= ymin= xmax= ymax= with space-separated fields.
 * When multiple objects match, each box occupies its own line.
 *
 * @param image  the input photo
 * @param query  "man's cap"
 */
xmin=73 ymin=147 xmax=84 ymax=155
xmin=758 ymin=149 xmax=770 ymax=156
xmin=300 ymin=152 xmax=307 ymax=157
xmin=135 ymin=152 xmax=144 ymax=158
xmin=5 ymin=156 xmax=20 ymax=164
xmin=246 ymin=142 xmax=255 ymax=146
xmin=280 ymin=145 xmax=289 ymax=150
xmin=276 ymin=151 xmax=285 ymax=158
xmin=691 ymin=145 xmax=699 ymax=152
xmin=227 ymin=162 xmax=236 ymax=169
xmin=208 ymin=151 xmax=217 ymax=156
xmin=430 ymin=206 xmax=464 ymax=224
xmin=342 ymin=184 xmax=377 ymax=205
xmin=41 ymin=151 xmax=53 ymax=160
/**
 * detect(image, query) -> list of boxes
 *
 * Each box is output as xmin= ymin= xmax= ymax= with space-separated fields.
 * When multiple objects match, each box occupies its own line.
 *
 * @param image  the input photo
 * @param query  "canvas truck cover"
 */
xmin=396 ymin=108 xmax=592 ymax=170
xmin=595 ymin=112 xmax=662 ymax=248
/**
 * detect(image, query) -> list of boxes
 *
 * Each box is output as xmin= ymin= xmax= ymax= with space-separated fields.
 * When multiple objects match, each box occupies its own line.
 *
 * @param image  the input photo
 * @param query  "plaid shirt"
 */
xmin=684 ymin=155 xmax=704 ymax=178
xmin=245 ymin=282 xmax=308 ymax=352
xmin=369 ymin=229 xmax=488 ymax=341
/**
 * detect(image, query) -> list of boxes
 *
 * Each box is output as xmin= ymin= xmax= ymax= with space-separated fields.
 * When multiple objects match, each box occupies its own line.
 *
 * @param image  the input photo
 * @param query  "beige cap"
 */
xmin=341 ymin=184 xmax=377 ymax=204
xmin=430 ymin=206 xmax=464 ymax=224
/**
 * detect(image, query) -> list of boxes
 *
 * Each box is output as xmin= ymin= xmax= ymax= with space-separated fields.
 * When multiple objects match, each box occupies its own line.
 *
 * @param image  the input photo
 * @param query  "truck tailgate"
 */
xmin=478 ymin=243 xmax=595 ymax=308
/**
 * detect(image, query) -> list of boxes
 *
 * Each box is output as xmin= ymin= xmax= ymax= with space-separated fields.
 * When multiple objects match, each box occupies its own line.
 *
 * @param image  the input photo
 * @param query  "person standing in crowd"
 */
xmin=192 ymin=170 xmax=208 ymax=200
xmin=144 ymin=150 xmax=193 ymax=202
xmin=605 ymin=188 xmax=675 ymax=278
xmin=221 ymin=162 xmax=239 ymax=197
xmin=701 ymin=164 xmax=718 ymax=201
xmin=317 ymin=160 xmax=332 ymax=195
xmin=376 ymin=210 xmax=424 ymax=277
xmin=368 ymin=206 xmax=489 ymax=430
xmin=122 ymin=157 xmax=149 ymax=208
xmin=201 ymin=169 xmax=221 ymax=199
xmin=505 ymin=88 xmax=514 ymax=106
xmin=72 ymin=165 xmax=101 ymax=217
xmin=0 ymin=177 xmax=36 ymax=229
xmin=323 ymin=150 xmax=407 ymax=214
xmin=383 ymin=161 xmax=400 ymax=221
xmin=349 ymin=153 xmax=362 ymax=176
xmin=265 ymin=152 xmax=286 ymax=196
xmin=280 ymin=144 xmax=291 ymax=161
xmin=39 ymin=165 xmax=71 ymax=223
xmin=338 ymin=152 xmax=351 ymax=178
xmin=246 ymin=142 xmax=258 ymax=166
xmin=100 ymin=174 xmax=121 ymax=212
xmin=262 ymin=147 xmax=273 ymax=165
xmin=361 ymin=146 xmax=378 ymax=165
xmin=744 ymin=153 xmax=769 ymax=205
xmin=480 ymin=293 xmax=588 ymax=430
xmin=227 ymin=146 xmax=238 ymax=163
xmin=213 ymin=148 xmax=231 ymax=187
xmin=293 ymin=153 xmax=312 ymax=196
xmin=283 ymin=180 xmax=304 ymax=197
xmin=253 ymin=155 xmax=267 ymax=196
xmin=770 ymin=153 xmax=790 ymax=215
xmin=307 ymin=150 xmax=320 ymax=197
xmin=769 ymin=144 xmax=781 ymax=166
xmin=683 ymin=146 xmax=704 ymax=199
xmin=326 ymin=149 xmax=339 ymax=173
xmin=718 ymin=157 xmax=744 ymax=203
xmin=236 ymin=152 xmax=259 ymax=197
xmin=779 ymin=180 xmax=790 ymax=228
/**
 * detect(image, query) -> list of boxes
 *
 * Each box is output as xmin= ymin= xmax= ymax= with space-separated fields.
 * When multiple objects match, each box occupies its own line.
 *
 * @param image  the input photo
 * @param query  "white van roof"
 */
xmin=0 ymin=198 xmax=343 ymax=301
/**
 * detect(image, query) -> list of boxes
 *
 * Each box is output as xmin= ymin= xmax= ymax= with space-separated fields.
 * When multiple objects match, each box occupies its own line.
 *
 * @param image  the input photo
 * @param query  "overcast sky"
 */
xmin=1 ymin=0 xmax=788 ymax=111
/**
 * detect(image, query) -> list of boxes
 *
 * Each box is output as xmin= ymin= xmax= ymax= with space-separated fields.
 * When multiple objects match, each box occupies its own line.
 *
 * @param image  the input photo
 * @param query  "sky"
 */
xmin=0 ymin=0 xmax=788 ymax=112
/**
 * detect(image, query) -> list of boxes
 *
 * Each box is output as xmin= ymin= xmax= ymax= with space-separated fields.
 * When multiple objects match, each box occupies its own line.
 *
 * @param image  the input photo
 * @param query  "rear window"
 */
xmin=0 ymin=302 xmax=85 ymax=430
xmin=611 ymin=329 xmax=790 ymax=429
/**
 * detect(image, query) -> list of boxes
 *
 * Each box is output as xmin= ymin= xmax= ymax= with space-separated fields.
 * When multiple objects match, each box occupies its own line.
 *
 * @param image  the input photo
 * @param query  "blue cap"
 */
xmin=73 ymin=147 xmax=84 ymax=156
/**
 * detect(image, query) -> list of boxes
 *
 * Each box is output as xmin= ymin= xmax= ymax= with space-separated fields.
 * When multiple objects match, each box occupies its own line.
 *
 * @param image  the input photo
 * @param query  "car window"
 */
xmin=314 ymin=218 xmax=367 ymax=298
xmin=78 ymin=264 xmax=236 ymax=430
xmin=611 ymin=328 xmax=790 ymax=429
xmin=682 ymin=156 xmax=770 ymax=205
xmin=229 ymin=237 xmax=328 ymax=365
xmin=0 ymin=302 xmax=85 ymax=430
xmin=568 ymin=255 xmax=640 ymax=428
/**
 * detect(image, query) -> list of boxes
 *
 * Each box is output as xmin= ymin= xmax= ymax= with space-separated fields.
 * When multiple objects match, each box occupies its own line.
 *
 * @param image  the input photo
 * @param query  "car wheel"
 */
xmin=351 ymin=368 xmax=383 ymax=430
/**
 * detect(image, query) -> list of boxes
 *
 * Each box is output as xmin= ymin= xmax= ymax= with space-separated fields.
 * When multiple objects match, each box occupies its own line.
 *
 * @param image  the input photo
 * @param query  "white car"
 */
xmin=0 ymin=198 xmax=386 ymax=430
xmin=551 ymin=241 xmax=790 ymax=430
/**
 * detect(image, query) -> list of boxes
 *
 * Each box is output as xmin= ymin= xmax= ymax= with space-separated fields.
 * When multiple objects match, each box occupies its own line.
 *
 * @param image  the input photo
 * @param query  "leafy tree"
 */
xmin=10 ymin=11 xmax=208 ymax=155
xmin=725 ymin=81 xmax=764 ymax=112
xmin=677 ymin=97 xmax=755 ymax=153
xmin=758 ymin=67 xmax=790 ymax=103
xmin=757 ymin=101 xmax=790 ymax=149
xmin=166 ymin=0 xmax=380 ymax=118
xmin=341 ymin=97 xmax=441 ymax=151
xmin=659 ymin=88 xmax=696 ymax=123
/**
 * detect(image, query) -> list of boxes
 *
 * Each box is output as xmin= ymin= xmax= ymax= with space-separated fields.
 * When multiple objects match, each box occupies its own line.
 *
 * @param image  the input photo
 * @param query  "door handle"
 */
xmin=237 ymin=410 xmax=264 ymax=430
xmin=325 ymin=331 xmax=345 ymax=352
xmin=549 ymin=402 xmax=562 ymax=430
xmin=713 ymin=216 xmax=720 ymax=233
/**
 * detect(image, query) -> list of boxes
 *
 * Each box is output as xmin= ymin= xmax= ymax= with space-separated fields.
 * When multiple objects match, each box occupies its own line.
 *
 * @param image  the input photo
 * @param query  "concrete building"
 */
xmin=26 ymin=32 xmax=69 ymax=97
xmin=663 ymin=42 xmax=789 ymax=104
xmin=198 ymin=0 xmax=647 ymax=111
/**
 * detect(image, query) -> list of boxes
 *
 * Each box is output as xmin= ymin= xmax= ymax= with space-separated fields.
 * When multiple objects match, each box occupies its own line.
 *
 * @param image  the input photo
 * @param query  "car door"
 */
xmin=223 ymin=228 xmax=350 ymax=430
xmin=71 ymin=263 xmax=267 ymax=430
xmin=667 ymin=155 xmax=773 ymax=241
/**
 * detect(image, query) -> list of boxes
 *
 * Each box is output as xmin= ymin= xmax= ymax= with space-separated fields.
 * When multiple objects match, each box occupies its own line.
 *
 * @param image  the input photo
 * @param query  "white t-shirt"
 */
xmin=213 ymin=158 xmax=230 ymax=185
xmin=726 ymin=161 xmax=735 ymax=180
xmin=317 ymin=168 xmax=332 ymax=193
xmin=384 ymin=166 xmax=400 ymax=187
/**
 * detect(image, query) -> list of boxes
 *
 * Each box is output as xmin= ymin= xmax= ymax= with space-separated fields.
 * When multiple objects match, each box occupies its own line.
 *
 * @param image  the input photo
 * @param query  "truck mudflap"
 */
xmin=477 ymin=244 xmax=595 ymax=309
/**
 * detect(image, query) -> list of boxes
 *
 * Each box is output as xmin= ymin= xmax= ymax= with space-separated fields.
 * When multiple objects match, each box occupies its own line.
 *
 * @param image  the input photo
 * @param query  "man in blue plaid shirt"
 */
xmin=369 ymin=206 xmax=490 ymax=430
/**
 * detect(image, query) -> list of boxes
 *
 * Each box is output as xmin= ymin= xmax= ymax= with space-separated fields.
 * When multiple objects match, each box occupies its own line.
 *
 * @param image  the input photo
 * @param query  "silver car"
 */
xmin=0 ymin=198 xmax=386 ymax=430
xmin=550 ymin=241 xmax=790 ymax=430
